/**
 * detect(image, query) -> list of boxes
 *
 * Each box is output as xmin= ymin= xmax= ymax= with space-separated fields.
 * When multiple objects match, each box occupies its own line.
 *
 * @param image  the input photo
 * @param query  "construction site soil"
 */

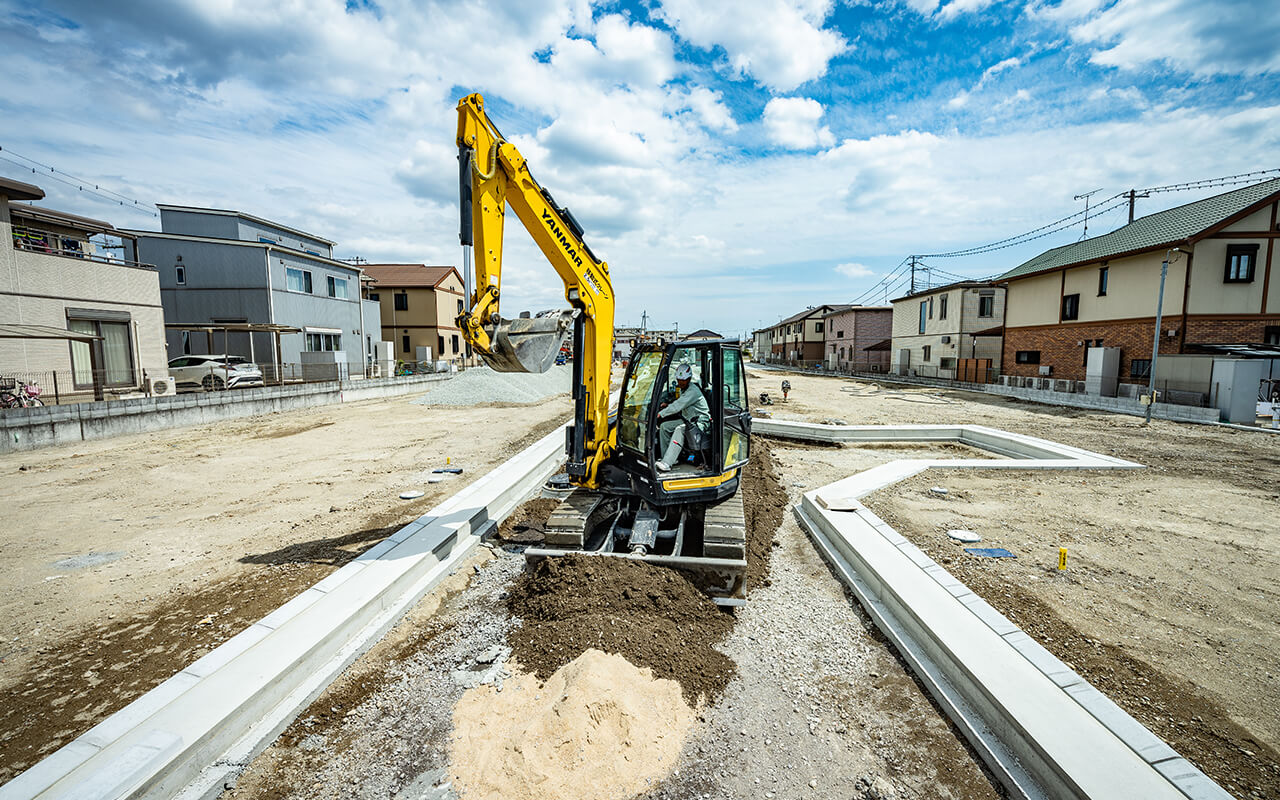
xmin=507 ymin=554 xmax=736 ymax=704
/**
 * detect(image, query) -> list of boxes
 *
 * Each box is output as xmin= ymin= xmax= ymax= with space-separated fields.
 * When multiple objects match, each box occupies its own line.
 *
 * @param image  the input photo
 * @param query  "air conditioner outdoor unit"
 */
xmin=1038 ymin=365 xmax=1053 ymax=376
xmin=940 ymin=335 xmax=951 ymax=344
xmin=148 ymin=376 xmax=177 ymax=396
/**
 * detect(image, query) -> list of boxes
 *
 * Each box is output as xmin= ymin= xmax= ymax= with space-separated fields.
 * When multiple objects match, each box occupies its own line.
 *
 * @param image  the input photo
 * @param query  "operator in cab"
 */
xmin=655 ymin=363 xmax=711 ymax=472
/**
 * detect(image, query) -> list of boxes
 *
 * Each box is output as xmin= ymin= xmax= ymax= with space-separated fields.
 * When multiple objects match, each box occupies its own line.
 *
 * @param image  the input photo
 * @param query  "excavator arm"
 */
xmin=455 ymin=92 xmax=616 ymax=487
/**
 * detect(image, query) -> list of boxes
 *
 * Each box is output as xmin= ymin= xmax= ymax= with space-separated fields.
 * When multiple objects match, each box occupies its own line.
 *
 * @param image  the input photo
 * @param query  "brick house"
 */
xmin=889 ymin=282 xmax=1005 ymax=377
xmin=999 ymin=178 xmax=1280 ymax=382
xmin=822 ymin=305 xmax=892 ymax=371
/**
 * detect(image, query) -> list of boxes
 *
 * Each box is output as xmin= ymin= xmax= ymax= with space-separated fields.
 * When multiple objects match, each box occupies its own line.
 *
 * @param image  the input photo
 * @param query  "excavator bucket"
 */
xmin=481 ymin=310 xmax=578 ymax=373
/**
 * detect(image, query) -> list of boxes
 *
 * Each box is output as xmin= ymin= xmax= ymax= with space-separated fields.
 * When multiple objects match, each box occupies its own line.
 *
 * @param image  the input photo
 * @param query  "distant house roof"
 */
xmin=774 ymin=304 xmax=852 ymax=327
xmin=890 ymin=281 xmax=996 ymax=304
xmin=362 ymin=264 xmax=461 ymax=289
xmin=683 ymin=328 xmax=721 ymax=340
xmin=822 ymin=304 xmax=891 ymax=317
xmin=999 ymin=177 xmax=1280 ymax=281
xmin=0 ymin=176 xmax=45 ymax=201
xmin=156 ymin=203 xmax=337 ymax=246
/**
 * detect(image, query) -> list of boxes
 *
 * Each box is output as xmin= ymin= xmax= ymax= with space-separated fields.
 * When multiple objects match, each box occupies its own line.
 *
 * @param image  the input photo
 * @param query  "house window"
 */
xmin=402 ymin=334 xmax=411 ymax=354
xmin=1224 ymin=244 xmax=1258 ymax=282
xmin=451 ymin=334 xmax=460 ymax=354
xmin=1098 ymin=267 xmax=1108 ymax=296
xmin=438 ymin=335 xmax=445 ymax=356
xmin=939 ymin=294 xmax=948 ymax=320
xmin=68 ymin=314 xmax=135 ymax=388
xmin=1015 ymin=350 xmax=1041 ymax=364
xmin=978 ymin=295 xmax=994 ymax=317
xmin=394 ymin=292 xmax=408 ymax=311
xmin=457 ymin=298 xmax=464 ymax=315
xmin=286 ymin=267 xmax=312 ymax=293
xmin=1131 ymin=358 xmax=1152 ymax=378
xmin=836 ymin=330 xmax=844 ymax=338
xmin=305 ymin=333 xmax=341 ymax=351
xmin=922 ymin=345 xmax=932 ymax=361
xmin=814 ymin=322 xmax=824 ymax=333
xmin=1062 ymin=293 xmax=1080 ymax=321
xmin=918 ymin=301 xmax=927 ymax=334
xmin=175 ymin=265 xmax=186 ymax=285
xmin=1265 ymin=326 xmax=1280 ymax=345
xmin=368 ymin=292 xmax=380 ymax=301
xmin=940 ymin=356 xmax=957 ymax=369
xmin=327 ymin=276 xmax=349 ymax=299
xmin=928 ymin=297 xmax=934 ymax=319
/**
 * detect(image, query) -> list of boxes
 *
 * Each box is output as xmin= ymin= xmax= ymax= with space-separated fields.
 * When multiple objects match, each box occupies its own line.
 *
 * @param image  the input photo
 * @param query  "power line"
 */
xmin=0 ymin=146 xmax=159 ymax=217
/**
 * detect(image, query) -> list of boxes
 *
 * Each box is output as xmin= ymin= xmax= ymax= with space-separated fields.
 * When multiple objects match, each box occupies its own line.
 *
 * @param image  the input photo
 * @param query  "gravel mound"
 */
xmin=413 ymin=365 xmax=571 ymax=406
xmin=506 ymin=554 xmax=736 ymax=704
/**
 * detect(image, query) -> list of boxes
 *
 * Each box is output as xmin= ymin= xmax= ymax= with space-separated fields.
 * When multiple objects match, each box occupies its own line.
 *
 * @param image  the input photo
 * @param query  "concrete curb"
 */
xmin=775 ymin=422 xmax=1230 ymax=800
xmin=0 ymin=422 xmax=568 ymax=800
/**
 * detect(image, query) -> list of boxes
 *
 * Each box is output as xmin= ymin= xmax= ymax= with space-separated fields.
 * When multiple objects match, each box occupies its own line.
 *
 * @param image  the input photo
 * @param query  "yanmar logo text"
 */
xmin=542 ymin=207 xmax=583 ymax=268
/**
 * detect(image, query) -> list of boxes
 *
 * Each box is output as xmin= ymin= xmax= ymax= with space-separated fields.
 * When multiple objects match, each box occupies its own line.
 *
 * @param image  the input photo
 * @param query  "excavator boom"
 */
xmin=455 ymin=93 xmax=616 ymax=487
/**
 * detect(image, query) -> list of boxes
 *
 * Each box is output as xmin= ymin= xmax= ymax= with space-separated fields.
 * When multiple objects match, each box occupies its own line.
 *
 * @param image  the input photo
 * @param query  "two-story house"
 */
xmin=126 ymin=205 xmax=380 ymax=374
xmin=889 ymin=282 xmax=1005 ymax=378
xmin=764 ymin=304 xmax=850 ymax=365
xmin=998 ymin=178 xmax=1280 ymax=383
xmin=1 ymin=177 xmax=168 ymax=400
xmin=822 ymin=305 xmax=892 ymax=372
xmin=361 ymin=264 xmax=466 ymax=362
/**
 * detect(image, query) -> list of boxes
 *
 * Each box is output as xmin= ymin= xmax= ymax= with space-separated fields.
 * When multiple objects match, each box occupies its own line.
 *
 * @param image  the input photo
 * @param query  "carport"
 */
xmin=0 ymin=323 xmax=105 ymax=402
xmin=164 ymin=323 xmax=302 ymax=385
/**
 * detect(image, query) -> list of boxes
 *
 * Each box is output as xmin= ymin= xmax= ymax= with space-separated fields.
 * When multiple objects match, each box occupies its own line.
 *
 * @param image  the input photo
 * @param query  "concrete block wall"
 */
xmin=0 ymin=373 xmax=452 ymax=454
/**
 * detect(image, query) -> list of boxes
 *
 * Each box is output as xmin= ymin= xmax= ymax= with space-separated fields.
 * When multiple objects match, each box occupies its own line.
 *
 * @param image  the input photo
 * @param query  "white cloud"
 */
xmin=979 ymin=56 xmax=1022 ymax=85
xmin=936 ymin=0 xmax=999 ymax=21
xmin=1065 ymin=0 xmax=1280 ymax=77
xmin=834 ymin=262 xmax=874 ymax=278
xmin=656 ymin=0 xmax=847 ymax=91
xmin=763 ymin=96 xmax=835 ymax=149
xmin=947 ymin=89 xmax=970 ymax=108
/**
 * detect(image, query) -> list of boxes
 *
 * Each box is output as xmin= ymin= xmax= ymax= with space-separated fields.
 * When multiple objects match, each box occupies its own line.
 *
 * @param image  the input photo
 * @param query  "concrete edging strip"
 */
xmin=0 ymin=423 xmax=568 ymax=800
xmin=761 ymin=420 xmax=1231 ymax=800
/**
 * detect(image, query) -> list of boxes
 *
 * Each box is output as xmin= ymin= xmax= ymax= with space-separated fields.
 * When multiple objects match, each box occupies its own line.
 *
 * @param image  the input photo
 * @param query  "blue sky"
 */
xmin=2 ymin=0 xmax=1278 ymax=337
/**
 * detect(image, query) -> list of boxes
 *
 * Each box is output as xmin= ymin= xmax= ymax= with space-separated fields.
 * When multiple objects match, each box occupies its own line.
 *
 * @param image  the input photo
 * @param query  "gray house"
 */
xmin=124 ymin=205 xmax=380 ymax=374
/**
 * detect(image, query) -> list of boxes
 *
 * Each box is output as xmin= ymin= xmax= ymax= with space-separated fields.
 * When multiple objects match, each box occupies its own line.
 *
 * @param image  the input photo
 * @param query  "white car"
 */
xmin=167 ymin=355 xmax=264 ymax=391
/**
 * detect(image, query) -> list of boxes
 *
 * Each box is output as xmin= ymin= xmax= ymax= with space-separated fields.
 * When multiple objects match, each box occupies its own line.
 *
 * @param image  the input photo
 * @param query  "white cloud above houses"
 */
xmin=763 ymin=97 xmax=835 ymax=149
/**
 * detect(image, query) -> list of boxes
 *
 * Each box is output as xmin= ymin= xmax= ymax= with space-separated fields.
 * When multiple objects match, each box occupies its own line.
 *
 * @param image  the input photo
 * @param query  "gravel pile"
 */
xmin=413 ymin=366 xmax=572 ymax=406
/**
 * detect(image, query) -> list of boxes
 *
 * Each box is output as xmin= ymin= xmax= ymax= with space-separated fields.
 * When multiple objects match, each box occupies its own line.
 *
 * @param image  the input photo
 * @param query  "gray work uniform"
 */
xmin=657 ymin=382 xmax=710 ymax=457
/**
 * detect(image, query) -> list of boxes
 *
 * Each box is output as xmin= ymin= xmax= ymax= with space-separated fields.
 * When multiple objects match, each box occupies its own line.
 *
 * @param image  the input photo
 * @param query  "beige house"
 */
xmin=1 ymin=177 xmax=168 ymax=399
xmin=999 ymin=177 xmax=1280 ymax=383
xmin=889 ymin=281 xmax=1005 ymax=378
xmin=362 ymin=264 xmax=466 ymax=362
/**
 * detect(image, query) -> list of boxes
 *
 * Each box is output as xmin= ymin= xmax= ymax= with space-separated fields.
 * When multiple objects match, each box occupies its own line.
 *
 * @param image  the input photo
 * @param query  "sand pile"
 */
xmin=450 ymin=649 xmax=694 ymax=800
xmin=507 ymin=554 xmax=735 ymax=703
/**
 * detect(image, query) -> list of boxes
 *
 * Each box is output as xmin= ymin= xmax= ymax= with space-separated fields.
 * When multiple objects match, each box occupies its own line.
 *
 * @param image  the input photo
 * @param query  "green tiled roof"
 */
xmin=998 ymin=178 xmax=1280 ymax=281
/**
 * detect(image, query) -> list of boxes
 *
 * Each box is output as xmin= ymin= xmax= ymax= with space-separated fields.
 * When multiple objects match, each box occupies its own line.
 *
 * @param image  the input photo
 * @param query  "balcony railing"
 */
xmin=10 ymin=227 xmax=156 ymax=270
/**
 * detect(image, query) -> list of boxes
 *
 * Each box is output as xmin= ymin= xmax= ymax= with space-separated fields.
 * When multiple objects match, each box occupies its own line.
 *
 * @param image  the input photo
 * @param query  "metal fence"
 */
xmin=0 ymin=360 xmax=466 ymax=408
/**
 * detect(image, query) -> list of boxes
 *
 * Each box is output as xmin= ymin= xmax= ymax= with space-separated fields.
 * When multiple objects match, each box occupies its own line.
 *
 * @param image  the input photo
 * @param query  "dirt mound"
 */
xmin=450 ymin=649 xmax=694 ymax=800
xmin=741 ymin=438 xmax=786 ymax=592
xmin=496 ymin=497 xmax=559 ymax=543
xmin=506 ymin=554 xmax=735 ymax=703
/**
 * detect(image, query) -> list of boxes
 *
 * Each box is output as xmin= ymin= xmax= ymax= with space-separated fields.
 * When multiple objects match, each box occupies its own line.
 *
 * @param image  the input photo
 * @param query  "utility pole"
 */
xmin=908 ymin=255 xmax=920 ymax=294
xmin=640 ymin=310 xmax=649 ymax=333
xmin=1075 ymin=188 xmax=1103 ymax=240
xmin=1144 ymin=248 xmax=1179 ymax=424
xmin=1126 ymin=189 xmax=1150 ymax=223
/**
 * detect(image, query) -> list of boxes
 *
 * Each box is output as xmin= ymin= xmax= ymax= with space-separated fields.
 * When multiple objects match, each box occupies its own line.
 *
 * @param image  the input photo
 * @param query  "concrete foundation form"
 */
xmin=754 ymin=420 xmax=1230 ymax=800
xmin=0 ymin=422 xmax=568 ymax=800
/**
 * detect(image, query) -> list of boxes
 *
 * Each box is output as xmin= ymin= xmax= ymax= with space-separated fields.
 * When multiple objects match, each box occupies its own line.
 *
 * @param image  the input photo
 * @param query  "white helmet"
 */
xmin=674 ymin=363 xmax=693 ymax=381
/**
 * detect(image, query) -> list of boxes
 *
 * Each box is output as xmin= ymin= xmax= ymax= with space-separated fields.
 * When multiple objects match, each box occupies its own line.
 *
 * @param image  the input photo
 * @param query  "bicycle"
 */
xmin=0 ymin=377 xmax=45 ymax=408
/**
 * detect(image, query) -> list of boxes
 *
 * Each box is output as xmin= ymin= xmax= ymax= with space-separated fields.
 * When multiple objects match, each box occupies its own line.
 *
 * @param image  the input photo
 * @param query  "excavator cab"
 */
xmin=615 ymin=339 xmax=751 ymax=506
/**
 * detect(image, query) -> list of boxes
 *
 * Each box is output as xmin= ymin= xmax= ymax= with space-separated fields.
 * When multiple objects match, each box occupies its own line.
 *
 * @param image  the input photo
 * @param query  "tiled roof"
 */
xmin=998 ymin=178 xmax=1280 ymax=281
xmin=363 ymin=264 xmax=459 ymax=288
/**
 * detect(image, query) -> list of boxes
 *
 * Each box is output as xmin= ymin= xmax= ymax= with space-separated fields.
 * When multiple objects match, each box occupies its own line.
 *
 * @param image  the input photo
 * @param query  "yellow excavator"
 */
xmin=455 ymin=93 xmax=752 ymax=604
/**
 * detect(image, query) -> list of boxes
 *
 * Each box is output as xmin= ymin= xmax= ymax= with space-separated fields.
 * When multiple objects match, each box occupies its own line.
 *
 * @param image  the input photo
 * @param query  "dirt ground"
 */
xmin=753 ymin=366 xmax=1280 ymax=798
xmin=0 ymin=390 xmax=572 ymax=781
